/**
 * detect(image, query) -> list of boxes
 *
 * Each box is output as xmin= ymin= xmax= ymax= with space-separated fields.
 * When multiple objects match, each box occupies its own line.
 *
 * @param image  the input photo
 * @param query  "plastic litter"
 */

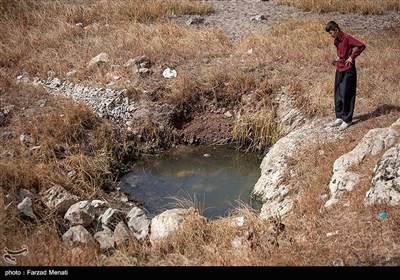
xmin=377 ymin=212 xmax=388 ymax=219
xmin=162 ymin=68 xmax=177 ymax=79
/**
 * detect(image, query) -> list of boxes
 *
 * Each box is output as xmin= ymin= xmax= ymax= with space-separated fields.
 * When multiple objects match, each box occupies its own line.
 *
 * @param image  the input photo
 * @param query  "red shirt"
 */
xmin=334 ymin=33 xmax=366 ymax=72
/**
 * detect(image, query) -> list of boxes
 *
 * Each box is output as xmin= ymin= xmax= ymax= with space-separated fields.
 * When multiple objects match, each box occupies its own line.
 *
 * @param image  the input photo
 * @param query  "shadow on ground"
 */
xmin=353 ymin=104 xmax=400 ymax=125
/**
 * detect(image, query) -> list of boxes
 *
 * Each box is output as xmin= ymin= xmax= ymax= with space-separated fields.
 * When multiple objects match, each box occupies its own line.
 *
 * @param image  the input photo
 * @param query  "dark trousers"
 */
xmin=334 ymin=65 xmax=357 ymax=123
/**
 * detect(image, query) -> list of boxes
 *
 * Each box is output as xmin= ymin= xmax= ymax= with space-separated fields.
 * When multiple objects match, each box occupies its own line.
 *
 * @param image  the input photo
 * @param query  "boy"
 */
xmin=326 ymin=21 xmax=366 ymax=131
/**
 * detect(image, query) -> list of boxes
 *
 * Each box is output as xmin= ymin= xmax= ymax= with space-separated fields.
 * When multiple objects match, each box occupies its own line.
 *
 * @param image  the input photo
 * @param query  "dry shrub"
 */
xmin=197 ymin=205 xmax=285 ymax=266
xmin=247 ymin=18 xmax=329 ymax=62
xmin=0 ymin=0 xmax=212 ymax=25
xmin=384 ymin=0 xmax=400 ymax=11
xmin=166 ymin=192 xmax=207 ymax=217
xmin=113 ymin=0 xmax=213 ymax=23
xmin=26 ymin=101 xmax=106 ymax=195
xmin=202 ymin=65 xmax=256 ymax=109
xmin=0 ymin=160 xmax=41 ymax=195
xmin=128 ymin=117 xmax=176 ymax=150
xmin=0 ymin=80 xmax=134 ymax=198
xmin=168 ymin=75 xmax=201 ymax=109
xmin=232 ymin=111 xmax=279 ymax=154
xmin=37 ymin=101 xmax=97 ymax=147
xmin=285 ymin=141 xmax=347 ymax=213
xmin=62 ymin=154 xmax=110 ymax=197
xmin=117 ymin=23 xmax=230 ymax=69
xmin=91 ymin=123 xmax=139 ymax=167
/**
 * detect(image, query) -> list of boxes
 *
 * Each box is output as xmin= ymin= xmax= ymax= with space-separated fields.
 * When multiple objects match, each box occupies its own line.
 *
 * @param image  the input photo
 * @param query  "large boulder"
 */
xmin=365 ymin=144 xmax=400 ymax=205
xmin=150 ymin=208 xmax=199 ymax=244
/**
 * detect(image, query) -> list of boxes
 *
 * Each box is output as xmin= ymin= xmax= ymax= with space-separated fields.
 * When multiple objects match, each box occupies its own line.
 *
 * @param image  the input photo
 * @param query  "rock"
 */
xmin=328 ymin=121 xmax=400 ymax=201
xmin=150 ymin=208 xmax=197 ymax=243
xmin=88 ymin=53 xmax=109 ymax=66
xmin=365 ymin=144 xmax=400 ymax=205
xmin=64 ymin=200 xmax=95 ymax=227
xmin=17 ymin=197 xmax=36 ymax=219
xmin=113 ymin=222 xmax=130 ymax=247
xmin=62 ymin=225 xmax=96 ymax=247
xmin=126 ymin=207 xmax=150 ymax=241
xmin=41 ymin=185 xmax=80 ymax=214
xmin=94 ymin=227 xmax=115 ymax=253
xmin=100 ymin=208 xmax=125 ymax=230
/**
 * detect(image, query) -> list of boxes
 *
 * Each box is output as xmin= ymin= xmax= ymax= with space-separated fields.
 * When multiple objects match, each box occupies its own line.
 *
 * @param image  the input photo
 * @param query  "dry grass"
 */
xmin=277 ymin=114 xmax=400 ymax=266
xmin=0 ymin=76 xmax=139 ymax=254
xmin=277 ymin=0 xmax=400 ymax=14
xmin=237 ymin=18 xmax=400 ymax=118
xmin=232 ymin=111 xmax=279 ymax=154
xmin=0 ymin=0 xmax=218 ymax=83
xmin=167 ymin=75 xmax=202 ymax=109
xmin=0 ymin=98 xmax=137 ymax=267
xmin=235 ymin=19 xmax=334 ymax=117
xmin=0 ymin=81 xmax=114 ymax=195
xmin=143 ymin=204 xmax=286 ymax=266
xmin=1 ymin=1 xmax=400 ymax=267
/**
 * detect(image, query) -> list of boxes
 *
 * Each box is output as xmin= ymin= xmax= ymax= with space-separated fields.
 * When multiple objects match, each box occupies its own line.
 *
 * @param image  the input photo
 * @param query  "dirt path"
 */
xmin=171 ymin=0 xmax=400 ymax=42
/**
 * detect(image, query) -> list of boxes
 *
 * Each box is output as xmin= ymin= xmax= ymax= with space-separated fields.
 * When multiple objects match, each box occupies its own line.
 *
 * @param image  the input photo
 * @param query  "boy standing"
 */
xmin=326 ymin=21 xmax=366 ymax=131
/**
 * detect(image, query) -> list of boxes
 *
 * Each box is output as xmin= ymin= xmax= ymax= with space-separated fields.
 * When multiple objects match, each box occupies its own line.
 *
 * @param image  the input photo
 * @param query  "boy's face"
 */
xmin=329 ymin=28 xmax=339 ymax=39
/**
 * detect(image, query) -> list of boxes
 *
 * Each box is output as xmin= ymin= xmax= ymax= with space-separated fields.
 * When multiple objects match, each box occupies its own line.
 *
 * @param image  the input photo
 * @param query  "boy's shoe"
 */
xmin=330 ymin=118 xmax=343 ymax=127
xmin=339 ymin=121 xmax=352 ymax=131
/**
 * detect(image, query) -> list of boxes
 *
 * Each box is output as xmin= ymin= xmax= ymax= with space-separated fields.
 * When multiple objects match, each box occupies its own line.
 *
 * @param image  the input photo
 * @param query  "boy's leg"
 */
xmin=341 ymin=66 xmax=357 ymax=123
xmin=334 ymin=70 xmax=344 ymax=120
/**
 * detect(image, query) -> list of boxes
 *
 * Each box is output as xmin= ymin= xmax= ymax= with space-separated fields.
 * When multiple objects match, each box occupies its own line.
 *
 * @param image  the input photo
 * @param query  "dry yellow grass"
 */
xmin=277 ymin=111 xmax=400 ymax=266
xmin=237 ymin=18 xmax=400 ymax=118
xmin=1 ymin=1 xmax=399 ymax=266
xmin=0 ymin=0 xmax=216 ymax=82
xmin=277 ymin=0 xmax=400 ymax=14
xmin=232 ymin=111 xmax=279 ymax=153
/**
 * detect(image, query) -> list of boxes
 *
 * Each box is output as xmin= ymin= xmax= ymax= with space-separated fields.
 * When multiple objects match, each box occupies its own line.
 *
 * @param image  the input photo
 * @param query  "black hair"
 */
xmin=325 ymin=21 xmax=340 ymax=32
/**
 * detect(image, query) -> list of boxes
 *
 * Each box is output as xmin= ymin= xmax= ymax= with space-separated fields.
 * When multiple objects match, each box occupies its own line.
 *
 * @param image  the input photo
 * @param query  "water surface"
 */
xmin=119 ymin=145 xmax=262 ymax=219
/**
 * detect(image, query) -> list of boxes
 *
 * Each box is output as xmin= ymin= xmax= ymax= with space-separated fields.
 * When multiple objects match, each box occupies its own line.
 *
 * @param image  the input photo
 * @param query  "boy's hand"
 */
xmin=345 ymin=57 xmax=353 ymax=66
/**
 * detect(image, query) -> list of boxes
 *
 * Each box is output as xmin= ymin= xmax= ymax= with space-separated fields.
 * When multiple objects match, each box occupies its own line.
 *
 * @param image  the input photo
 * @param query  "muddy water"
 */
xmin=119 ymin=145 xmax=262 ymax=220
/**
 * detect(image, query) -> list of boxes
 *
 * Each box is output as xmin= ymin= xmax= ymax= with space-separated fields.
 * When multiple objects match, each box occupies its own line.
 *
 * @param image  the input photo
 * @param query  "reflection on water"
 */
xmin=119 ymin=145 xmax=262 ymax=220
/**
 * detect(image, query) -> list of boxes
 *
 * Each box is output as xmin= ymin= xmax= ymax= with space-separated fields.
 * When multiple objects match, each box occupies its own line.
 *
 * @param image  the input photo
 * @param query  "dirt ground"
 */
xmin=175 ymin=0 xmax=400 ymax=146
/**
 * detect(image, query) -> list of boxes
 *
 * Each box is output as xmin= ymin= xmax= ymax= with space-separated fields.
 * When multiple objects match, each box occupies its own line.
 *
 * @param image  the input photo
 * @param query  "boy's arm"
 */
xmin=345 ymin=36 xmax=366 ymax=66
xmin=349 ymin=36 xmax=366 ymax=60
